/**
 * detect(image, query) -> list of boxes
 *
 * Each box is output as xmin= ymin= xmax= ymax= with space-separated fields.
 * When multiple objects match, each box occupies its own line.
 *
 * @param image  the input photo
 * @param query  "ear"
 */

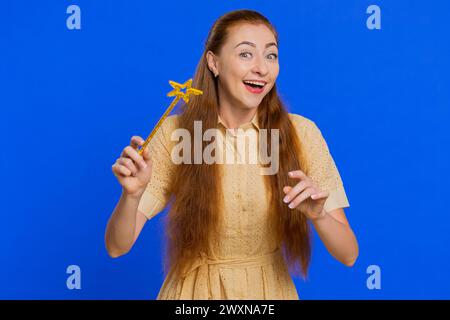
xmin=206 ymin=50 xmax=219 ymax=77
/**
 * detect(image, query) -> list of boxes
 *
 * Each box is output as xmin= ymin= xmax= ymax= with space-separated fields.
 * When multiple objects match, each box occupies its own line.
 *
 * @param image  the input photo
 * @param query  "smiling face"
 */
xmin=207 ymin=23 xmax=280 ymax=110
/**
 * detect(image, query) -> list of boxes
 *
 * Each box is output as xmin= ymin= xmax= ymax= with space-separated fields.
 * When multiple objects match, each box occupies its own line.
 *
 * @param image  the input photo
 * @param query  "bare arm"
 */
xmin=106 ymin=135 xmax=153 ymax=258
xmin=310 ymin=208 xmax=359 ymax=267
xmin=104 ymin=191 xmax=149 ymax=258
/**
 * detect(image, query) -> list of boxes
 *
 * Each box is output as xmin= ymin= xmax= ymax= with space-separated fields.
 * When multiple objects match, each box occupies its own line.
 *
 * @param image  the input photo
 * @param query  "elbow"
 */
xmin=342 ymin=256 xmax=358 ymax=267
xmin=342 ymin=238 xmax=359 ymax=267
xmin=342 ymin=250 xmax=359 ymax=267
xmin=106 ymin=247 xmax=130 ymax=258
xmin=107 ymin=249 xmax=126 ymax=258
xmin=105 ymin=240 xmax=130 ymax=259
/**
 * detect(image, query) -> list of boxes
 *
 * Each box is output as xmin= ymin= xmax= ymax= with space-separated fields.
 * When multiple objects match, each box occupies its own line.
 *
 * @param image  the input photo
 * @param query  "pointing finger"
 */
xmin=122 ymin=146 xmax=147 ymax=170
xmin=284 ymin=180 xmax=311 ymax=203
xmin=288 ymin=170 xmax=307 ymax=180
xmin=311 ymin=190 xmax=329 ymax=200
xmin=288 ymin=187 xmax=315 ymax=209
xmin=130 ymin=136 xmax=145 ymax=150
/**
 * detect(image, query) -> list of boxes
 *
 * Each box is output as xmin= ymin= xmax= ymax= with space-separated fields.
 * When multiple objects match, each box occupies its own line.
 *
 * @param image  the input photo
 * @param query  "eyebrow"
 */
xmin=234 ymin=41 xmax=278 ymax=49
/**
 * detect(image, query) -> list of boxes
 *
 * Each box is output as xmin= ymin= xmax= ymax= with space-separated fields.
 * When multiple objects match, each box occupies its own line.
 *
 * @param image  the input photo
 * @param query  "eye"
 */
xmin=267 ymin=53 xmax=278 ymax=60
xmin=239 ymin=52 xmax=252 ymax=59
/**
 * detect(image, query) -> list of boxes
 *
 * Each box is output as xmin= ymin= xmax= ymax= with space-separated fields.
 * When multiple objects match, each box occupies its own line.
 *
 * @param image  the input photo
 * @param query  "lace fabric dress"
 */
xmin=137 ymin=112 xmax=350 ymax=300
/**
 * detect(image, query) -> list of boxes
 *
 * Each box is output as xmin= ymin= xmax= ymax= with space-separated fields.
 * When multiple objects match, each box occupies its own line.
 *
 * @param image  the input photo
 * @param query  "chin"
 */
xmin=244 ymin=96 xmax=267 ymax=108
xmin=239 ymin=100 xmax=261 ymax=109
xmin=241 ymin=90 xmax=271 ymax=109
xmin=239 ymin=95 xmax=264 ymax=109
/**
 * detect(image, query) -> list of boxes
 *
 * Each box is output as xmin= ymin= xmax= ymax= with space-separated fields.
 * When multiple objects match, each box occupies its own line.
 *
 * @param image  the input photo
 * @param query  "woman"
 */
xmin=105 ymin=9 xmax=359 ymax=300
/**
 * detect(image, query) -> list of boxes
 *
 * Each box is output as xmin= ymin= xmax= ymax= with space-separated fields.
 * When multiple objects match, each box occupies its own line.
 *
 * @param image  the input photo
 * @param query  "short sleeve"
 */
xmin=290 ymin=114 xmax=350 ymax=213
xmin=137 ymin=115 xmax=178 ymax=220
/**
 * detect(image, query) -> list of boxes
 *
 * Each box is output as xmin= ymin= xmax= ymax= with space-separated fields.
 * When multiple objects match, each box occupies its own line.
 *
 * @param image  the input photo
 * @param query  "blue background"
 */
xmin=1 ymin=0 xmax=449 ymax=299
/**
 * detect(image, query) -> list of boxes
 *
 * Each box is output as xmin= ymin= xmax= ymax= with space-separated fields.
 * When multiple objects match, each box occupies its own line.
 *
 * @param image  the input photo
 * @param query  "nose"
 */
xmin=251 ymin=54 xmax=269 ymax=77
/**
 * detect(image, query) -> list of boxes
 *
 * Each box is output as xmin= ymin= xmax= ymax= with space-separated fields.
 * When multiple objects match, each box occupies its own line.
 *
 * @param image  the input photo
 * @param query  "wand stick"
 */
xmin=137 ymin=79 xmax=203 ymax=156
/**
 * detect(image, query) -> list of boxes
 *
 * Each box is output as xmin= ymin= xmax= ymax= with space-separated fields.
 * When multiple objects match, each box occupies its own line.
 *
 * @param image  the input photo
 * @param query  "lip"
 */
xmin=242 ymin=80 xmax=267 ymax=94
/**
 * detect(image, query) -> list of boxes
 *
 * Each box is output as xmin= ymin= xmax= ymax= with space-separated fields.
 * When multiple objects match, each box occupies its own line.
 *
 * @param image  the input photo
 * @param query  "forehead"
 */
xmin=225 ymin=23 xmax=277 ymax=48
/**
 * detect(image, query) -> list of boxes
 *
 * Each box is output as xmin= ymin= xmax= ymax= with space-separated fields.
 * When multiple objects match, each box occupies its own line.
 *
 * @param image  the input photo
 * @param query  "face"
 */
xmin=207 ymin=23 xmax=279 ymax=110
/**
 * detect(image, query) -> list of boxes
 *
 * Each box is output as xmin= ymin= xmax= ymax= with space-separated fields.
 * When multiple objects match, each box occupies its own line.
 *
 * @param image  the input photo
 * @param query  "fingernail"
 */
xmin=288 ymin=203 xmax=294 ymax=209
xmin=283 ymin=196 xmax=289 ymax=203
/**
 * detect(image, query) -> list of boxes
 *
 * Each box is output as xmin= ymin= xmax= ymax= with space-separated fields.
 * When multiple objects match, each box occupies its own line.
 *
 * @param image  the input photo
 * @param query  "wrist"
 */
xmin=122 ymin=189 xmax=145 ymax=201
xmin=309 ymin=208 xmax=328 ymax=222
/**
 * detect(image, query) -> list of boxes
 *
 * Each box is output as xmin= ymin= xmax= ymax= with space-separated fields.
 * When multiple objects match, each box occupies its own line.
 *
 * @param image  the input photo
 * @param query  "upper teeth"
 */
xmin=244 ymin=80 xmax=265 ymax=87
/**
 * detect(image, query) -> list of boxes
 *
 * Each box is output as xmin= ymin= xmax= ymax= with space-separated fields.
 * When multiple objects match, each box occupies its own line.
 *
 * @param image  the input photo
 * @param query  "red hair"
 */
xmin=163 ymin=9 xmax=311 ymax=279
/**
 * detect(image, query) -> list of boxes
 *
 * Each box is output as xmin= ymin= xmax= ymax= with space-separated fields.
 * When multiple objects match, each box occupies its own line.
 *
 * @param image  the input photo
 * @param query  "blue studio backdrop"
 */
xmin=1 ymin=1 xmax=449 ymax=299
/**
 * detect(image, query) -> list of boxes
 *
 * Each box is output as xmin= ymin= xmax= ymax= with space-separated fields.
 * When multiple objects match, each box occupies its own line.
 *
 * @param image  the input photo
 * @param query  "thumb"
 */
xmin=142 ymin=146 xmax=152 ymax=162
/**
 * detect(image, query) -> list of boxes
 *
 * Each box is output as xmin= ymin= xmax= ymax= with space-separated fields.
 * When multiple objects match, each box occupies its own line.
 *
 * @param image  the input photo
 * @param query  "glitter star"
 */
xmin=167 ymin=79 xmax=203 ymax=103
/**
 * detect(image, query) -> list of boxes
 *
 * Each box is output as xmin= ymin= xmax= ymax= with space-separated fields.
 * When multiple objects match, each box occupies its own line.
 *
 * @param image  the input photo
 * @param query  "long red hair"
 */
xmin=163 ymin=9 xmax=311 ymax=279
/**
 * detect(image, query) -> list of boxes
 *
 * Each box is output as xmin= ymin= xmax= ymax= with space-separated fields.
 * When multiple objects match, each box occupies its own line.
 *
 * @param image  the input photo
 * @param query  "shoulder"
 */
xmin=287 ymin=112 xmax=332 ymax=153
xmin=162 ymin=114 xmax=180 ymax=130
xmin=288 ymin=112 xmax=320 ymax=136
xmin=288 ymin=112 xmax=314 ymax=126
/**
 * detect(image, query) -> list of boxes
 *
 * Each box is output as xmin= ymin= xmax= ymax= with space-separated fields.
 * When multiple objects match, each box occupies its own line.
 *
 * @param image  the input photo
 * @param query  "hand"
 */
xmin=111 ymin=136 xmax=153 ymax=198
xmin=282 ymin=170 xmax=330 ymax=220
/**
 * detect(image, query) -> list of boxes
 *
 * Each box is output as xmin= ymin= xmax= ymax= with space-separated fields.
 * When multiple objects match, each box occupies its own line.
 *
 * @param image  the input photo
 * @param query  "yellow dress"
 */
xmin=137 ymin=111 xmax=350 ymax=300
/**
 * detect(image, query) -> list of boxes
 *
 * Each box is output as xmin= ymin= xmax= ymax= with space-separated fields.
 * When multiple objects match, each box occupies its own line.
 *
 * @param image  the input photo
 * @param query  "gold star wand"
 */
xmin=137 ymin=79 xmax=203 ymax=155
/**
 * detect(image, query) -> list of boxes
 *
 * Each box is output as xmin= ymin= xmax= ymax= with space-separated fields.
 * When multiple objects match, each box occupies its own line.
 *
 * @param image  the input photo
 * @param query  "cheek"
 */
xmin=226 ymin=56 xmax=249 ymax=76
xmin=221 ymin=60 xmax=247 ymax=86
xmin=231 ymin=62 xmax=250 ymax=80
xmin=270 ymin=63 xmax=280 ymax=79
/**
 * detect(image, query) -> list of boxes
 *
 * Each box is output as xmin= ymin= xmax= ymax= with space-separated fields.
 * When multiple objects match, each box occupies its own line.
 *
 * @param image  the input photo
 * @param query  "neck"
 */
xmin=218 ymin=102 xmax=257 ymax=130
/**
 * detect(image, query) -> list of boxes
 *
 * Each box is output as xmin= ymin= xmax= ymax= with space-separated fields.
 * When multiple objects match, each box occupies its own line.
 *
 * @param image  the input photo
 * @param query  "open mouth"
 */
xmin=242 ymin=80 xmax=266 ymax=93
